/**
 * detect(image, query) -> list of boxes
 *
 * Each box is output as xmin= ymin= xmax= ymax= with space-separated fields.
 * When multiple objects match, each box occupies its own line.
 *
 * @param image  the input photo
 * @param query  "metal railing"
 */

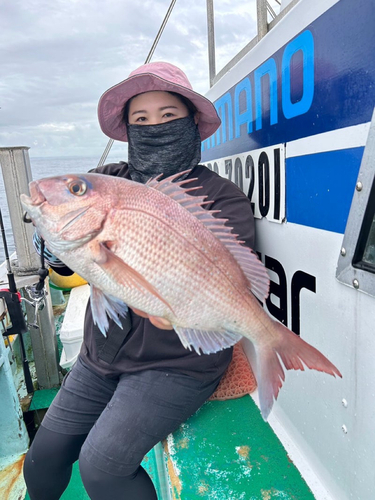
xmin=0 ymin=147 xmax=60 ymax=390
xmin=207 ymin=0 xmax=300 ymax=87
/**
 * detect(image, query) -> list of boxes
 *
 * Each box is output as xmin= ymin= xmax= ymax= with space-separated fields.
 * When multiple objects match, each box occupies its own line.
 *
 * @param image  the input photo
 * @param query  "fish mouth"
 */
xmin=20 ymin=181 xmax=47 ymax=208
xmin=28 ymin=181 xmax=47 ymax=206
xmin=20 ymin=181 xmax=47 ymax=222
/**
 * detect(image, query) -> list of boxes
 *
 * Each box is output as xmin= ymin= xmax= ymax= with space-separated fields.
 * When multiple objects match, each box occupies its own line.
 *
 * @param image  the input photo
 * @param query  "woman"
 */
xmin=24 ymin=61 xmax=255 ymax=499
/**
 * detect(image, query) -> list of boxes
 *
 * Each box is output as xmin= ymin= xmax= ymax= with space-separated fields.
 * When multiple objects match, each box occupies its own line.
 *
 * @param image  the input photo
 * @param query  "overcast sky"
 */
xmin=1 ymin=0 xmax=281 ymax=160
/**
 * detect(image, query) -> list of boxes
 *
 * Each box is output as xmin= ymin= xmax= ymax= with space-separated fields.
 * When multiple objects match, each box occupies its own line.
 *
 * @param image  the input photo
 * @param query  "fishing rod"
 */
xmin=0 ymin=207 xmax=34 ymax=394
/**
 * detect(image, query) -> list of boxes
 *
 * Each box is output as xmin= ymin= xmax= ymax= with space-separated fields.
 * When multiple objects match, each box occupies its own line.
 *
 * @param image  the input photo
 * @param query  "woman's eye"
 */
xmin=163 ymin=112 xmax=174 ymax=118
xmin=68 ymin=180 xmax=87 ymax=196
xmin=135 ymin=116 xmax=146 ymax=122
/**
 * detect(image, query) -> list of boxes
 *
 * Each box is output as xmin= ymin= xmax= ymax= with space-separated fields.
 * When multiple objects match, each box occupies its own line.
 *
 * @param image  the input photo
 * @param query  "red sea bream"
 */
xmin=20 ymin=171 xmax=342 ymax=419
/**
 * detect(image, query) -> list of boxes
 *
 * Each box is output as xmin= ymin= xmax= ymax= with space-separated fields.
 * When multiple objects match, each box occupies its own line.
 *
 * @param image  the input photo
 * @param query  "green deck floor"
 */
xmin=25 ymin=389 xmax=314 ymax=499
xmin=166 ymin=396 xmax=315 ymax=500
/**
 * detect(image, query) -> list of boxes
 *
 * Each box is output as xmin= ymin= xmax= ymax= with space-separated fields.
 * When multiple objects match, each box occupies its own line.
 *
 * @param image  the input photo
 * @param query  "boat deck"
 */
xmin=24 ymin=385 xmax=314 ymax=499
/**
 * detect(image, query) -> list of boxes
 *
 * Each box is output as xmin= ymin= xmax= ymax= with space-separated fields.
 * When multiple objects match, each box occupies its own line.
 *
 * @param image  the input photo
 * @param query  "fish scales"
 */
xmin=20 ymin=171 xmax=342 ymax=420
xmin=98 ymin=183 xmax=253 ymax=329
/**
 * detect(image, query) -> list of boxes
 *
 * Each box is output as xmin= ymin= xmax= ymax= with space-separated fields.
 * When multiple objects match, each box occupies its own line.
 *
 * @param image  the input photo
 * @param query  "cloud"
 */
xmin=0 ymin=0 xmax=261 ymax=158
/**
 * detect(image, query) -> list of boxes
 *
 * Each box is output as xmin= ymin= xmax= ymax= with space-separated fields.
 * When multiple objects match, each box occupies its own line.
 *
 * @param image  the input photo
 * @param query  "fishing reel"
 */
xmin=22 ymin=268 xmax=49 ymax=329
xmin=0 ymin=281 xmax=48 ymax=334
xmin=0 ymin=270 xmax=49 ymax=334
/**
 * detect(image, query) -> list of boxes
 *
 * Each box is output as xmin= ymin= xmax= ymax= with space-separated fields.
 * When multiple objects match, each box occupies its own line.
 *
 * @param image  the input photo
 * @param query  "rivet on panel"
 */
xmin=342 ymin=399 xmax=348 ymax=408
xmin=356 ymin=182 xmax=363 ymax=191
xmin=341 ymin=247 xmax=346 ymax=257
xmin=353 ymin=279 xmax=359 ymax=289
xmin=342 ymin=425 xmax=348 ymax=434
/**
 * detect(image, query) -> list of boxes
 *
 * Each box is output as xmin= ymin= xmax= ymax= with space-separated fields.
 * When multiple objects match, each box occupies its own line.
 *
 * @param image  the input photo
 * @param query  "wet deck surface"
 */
xmin=164 ymin=397 xmax=315 ymax=500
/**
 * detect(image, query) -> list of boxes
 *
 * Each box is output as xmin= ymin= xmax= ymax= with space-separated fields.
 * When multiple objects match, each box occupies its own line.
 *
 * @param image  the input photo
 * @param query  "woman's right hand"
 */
xmin=131 ymin=307 xmax=174 ymax=330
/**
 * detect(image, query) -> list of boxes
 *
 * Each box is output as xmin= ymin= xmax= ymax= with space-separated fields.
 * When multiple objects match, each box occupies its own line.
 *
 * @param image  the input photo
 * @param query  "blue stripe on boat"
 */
xmin=286 ymin=147 xmax=364 ymax=233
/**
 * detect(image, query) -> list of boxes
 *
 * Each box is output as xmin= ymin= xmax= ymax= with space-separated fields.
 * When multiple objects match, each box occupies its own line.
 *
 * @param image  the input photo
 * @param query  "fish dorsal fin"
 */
xmin=147 ymin=172 xmax=270 ymax=302
xmin=223 ymin=244 xmax=270 ymax=302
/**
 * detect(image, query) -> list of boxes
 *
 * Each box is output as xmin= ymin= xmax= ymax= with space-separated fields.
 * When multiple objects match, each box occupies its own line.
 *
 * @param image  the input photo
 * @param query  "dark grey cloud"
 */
xmin=1 ymin=0 xmax=261 ymax=159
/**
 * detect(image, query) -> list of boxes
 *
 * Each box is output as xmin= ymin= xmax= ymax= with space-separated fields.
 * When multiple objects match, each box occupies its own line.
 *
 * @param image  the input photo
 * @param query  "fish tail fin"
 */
xmin=256 ymin=321 xmax=342 ymax=421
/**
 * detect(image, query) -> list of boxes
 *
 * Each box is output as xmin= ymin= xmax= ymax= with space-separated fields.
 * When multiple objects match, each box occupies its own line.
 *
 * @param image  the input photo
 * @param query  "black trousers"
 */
xmin=24 ymin=356 xmax=219 ymax=499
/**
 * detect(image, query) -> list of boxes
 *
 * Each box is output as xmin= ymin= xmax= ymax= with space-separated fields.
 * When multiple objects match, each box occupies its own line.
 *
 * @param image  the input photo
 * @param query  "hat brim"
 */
xmin=97 ymin=73 xmax=221 ymax=142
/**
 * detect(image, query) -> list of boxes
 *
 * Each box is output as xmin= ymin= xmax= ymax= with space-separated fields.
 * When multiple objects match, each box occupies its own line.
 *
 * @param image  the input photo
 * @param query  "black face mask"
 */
xmin=126 ymin=115 xmax=201 ymax=184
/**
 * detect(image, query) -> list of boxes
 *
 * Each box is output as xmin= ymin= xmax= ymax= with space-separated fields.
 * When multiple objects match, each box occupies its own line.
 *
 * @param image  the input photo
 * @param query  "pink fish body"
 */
xmin=20 ymin=172 xmax=342 ymax=419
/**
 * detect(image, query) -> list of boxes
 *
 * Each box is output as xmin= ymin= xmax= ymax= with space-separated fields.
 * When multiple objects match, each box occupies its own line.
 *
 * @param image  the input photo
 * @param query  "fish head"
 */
xmin=20 ymin=173 xmax=114 ymax=255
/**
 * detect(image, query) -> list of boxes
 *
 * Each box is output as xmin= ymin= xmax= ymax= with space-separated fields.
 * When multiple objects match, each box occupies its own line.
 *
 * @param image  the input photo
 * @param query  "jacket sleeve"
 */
xmin=32 ymin=231 xmax=68 ymax=271
xmin=92 ymin=161 xmax=128 ymax=176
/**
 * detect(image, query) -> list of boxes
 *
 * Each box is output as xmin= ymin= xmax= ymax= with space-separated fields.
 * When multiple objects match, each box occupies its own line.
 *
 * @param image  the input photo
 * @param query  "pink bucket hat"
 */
xmin=97 ymin=61 xmax=221 ymax=142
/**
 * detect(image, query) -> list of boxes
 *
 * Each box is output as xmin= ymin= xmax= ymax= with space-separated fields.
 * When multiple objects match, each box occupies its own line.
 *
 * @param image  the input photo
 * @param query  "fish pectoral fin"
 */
xmin=173 ymin=326 xmax=242 ymax=355
xmin=95 ymin=242 xmax=174 ymax=314
xmin=90 ymin=285 xmax=129 ymax=336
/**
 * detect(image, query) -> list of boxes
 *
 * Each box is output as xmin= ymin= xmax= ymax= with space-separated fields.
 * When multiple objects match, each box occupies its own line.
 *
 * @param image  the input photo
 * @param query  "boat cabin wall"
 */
xmin=202 ymin=0 xmax=375 ymax=499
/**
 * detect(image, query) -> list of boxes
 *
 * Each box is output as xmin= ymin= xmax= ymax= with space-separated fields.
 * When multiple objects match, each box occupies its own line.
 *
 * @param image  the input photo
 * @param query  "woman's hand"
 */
xmin=131 ymin=307 xmax=174 ymax=330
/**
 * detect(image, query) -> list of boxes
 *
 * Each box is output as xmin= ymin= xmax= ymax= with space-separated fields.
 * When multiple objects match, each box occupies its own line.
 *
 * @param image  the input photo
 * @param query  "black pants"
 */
xmin=24 ymin=356 xmax=219 ymax=499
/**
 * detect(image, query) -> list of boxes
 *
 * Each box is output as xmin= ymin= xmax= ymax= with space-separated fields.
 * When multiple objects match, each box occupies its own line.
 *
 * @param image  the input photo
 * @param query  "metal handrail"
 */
xmin=267 ymin=2 xmax=277 ymax=19
xmin=206 ymin=0 xmax=216 ymax=88
xmin=207 ymin=0 xmax=272 ymax=87
xmin=208 ymin=0 xmax=300 ymax=88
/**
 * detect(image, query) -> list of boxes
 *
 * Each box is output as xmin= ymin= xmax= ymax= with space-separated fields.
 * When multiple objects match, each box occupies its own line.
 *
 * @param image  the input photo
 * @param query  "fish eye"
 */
xmin=68 ymin=180 xmax=87 ymax=196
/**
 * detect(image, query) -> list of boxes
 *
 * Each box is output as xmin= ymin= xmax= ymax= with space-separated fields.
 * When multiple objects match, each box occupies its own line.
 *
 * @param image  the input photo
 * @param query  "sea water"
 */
xmin=0 ymin=154 xmax=125 ymax=264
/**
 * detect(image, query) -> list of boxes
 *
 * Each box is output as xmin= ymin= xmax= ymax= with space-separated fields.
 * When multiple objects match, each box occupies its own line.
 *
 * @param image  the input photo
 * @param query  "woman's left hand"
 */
xmin=131 ymin=307 xmax=174 ymax=330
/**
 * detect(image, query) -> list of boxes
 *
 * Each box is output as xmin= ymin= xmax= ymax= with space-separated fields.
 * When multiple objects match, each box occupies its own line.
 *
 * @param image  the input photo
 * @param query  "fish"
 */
xmin=20 ymin=171 xmax=342 ymax=420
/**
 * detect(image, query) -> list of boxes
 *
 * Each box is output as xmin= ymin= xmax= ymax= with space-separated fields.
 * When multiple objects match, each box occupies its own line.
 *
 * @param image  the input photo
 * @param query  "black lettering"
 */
xmin=291 ymin=271 xmax=316 ymax=335
xmin=258 ymin=152 xmax=270 ymax=217
xmin=245 ymin=155 xmax=255 ymax=213
xmin=213 ymin=162 xmax=219 ymax=174
xmin=206 ymin=163 xmax=212 ymax=171
xmin=265 ymin=255 xmax=288 ymax=325
xmin=273 ymin=148 xmax=281 ymax=221
xmin=225 ymin=159 xmax=233 ymax=181
xmin=234 ymin=157 xmax=243 ymax=191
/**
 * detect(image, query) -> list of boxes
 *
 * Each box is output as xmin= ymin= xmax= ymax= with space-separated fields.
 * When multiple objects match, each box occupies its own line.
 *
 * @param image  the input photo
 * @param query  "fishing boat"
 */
xmin=1 ymin=0 xmax=375 ymax=498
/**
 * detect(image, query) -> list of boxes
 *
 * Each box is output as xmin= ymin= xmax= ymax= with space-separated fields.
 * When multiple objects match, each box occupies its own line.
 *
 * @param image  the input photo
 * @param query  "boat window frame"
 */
xmin=352 ymin=176 xmax=375 ymax=273
xmin=336 ymin=109 xmax=375 ymax=297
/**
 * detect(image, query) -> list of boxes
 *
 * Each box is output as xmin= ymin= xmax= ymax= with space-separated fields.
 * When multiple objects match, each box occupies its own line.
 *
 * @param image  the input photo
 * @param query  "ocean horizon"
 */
xmin=0 ymin=154 xmax=126 ymax=265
